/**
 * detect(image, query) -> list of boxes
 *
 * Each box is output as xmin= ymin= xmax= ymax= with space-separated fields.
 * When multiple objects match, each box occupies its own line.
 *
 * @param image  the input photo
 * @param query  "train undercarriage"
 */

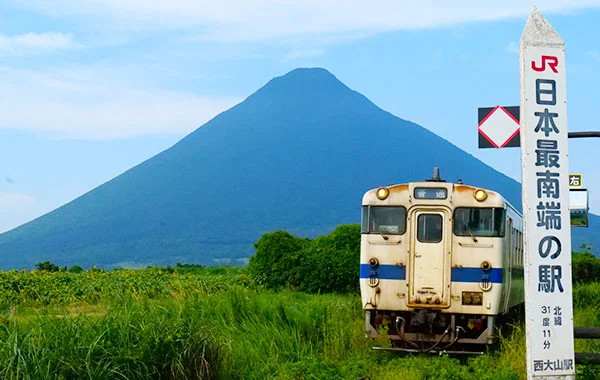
xmin=365 ymin=309 xmax=497 ymax=354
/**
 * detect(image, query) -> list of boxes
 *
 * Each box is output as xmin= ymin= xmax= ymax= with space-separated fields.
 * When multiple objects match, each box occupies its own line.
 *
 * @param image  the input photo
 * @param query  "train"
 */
xmin=360 ymin=169 xmax=524 ymax=353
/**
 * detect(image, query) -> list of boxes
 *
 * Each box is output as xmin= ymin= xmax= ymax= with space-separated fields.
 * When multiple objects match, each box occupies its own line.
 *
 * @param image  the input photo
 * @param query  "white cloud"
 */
xmin=0 ymin=192 xmax=36 ymax=209
xmin=16 ymin=1 xmax=600 ymax=41
xmin=0 ymin=66 xmax=241 ymax=139
xmin=284 ymin=48 xmax=325 ymax=61
xmin=587 ymin=51 xmax=600 ymax=62
xmin=0 ymin=192 xmax=41 ymax=233
xmin=0 ymin=32 xmax=78 ymax=56
xmin=507 ymin=42 xmax=519 ymax=54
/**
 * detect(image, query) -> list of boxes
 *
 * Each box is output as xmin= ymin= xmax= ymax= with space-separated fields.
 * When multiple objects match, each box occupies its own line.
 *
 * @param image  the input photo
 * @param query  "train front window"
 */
xmin=453 ymin=208 xmax=506 ymax=237
xmin=417 ymin=214 xmax=443 ymax=243
xmin=361 ymin=206 xmax=406 ymax=234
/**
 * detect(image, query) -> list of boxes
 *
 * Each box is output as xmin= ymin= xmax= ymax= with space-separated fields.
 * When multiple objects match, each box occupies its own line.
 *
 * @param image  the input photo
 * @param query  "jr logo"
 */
xmin=531 ymin=55 xmax=559 ymax=73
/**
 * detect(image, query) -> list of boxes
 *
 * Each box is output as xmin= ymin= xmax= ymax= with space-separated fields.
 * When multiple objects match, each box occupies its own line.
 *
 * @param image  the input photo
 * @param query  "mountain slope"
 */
xmin=1 ymin=68 xmax=592 ymax=268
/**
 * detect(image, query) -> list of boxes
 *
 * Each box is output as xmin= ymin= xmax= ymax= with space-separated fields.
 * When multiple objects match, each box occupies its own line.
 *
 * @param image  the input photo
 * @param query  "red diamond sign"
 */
xmin=478 ymin=106 xmax=520 ymax=148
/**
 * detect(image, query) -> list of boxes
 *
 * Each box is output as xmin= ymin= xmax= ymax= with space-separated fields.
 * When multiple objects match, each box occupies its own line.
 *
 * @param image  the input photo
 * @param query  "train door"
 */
xmin=408 ymin=208 xmax=450 ymax=307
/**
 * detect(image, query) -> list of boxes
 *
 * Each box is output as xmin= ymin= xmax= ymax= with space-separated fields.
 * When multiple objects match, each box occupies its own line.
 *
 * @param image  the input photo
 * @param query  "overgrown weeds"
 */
xmin=0 ymin=267 xmax=599 ymax=379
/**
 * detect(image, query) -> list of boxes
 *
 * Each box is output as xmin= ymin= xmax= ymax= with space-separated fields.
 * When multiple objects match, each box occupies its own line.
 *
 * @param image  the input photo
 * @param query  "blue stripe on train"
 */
xmin=451 ymin=267 xmax=503 ymax=283
xmin=359 ymin=264 xmax=503 ymax=284
xmin=360 ymin=264 xmax=406 ymax=280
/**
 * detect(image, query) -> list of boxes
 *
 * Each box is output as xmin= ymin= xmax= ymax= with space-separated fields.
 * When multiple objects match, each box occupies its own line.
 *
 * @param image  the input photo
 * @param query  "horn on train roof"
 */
xmin=426 ymin=167 xmax=446 ymax=182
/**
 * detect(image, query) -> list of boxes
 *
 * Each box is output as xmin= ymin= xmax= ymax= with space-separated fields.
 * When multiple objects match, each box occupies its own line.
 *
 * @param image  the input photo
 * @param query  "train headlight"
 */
xmin=368 ymin=257 xmax=379 ymax=268
xmin=481 ymin=261 xmax=491 ymax=271
xmin=474 ymin=189 xmax=487 ymax=202
xmin=376 ymin=187 xmax=389 ymax=200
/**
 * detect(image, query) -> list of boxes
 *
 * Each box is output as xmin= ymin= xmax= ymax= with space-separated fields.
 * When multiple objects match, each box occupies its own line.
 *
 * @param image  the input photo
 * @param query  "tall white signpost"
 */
xmin=520 ymin=7 xmax=575 ymax=379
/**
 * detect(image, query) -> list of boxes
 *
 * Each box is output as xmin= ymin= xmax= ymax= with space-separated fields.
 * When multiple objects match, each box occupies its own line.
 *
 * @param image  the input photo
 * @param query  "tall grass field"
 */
xmin=0 ymin=265 xmax=599 ymax=379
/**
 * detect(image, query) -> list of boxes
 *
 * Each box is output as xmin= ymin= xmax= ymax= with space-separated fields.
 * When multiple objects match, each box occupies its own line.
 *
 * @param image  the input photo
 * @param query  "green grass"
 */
xmin=0 ymin=268 xmax=599 ymax=379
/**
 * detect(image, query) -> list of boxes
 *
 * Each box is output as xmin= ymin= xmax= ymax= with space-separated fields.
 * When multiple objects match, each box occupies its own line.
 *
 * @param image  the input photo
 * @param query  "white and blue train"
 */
xmin=360 ymin=169 xmax=524 ymax=352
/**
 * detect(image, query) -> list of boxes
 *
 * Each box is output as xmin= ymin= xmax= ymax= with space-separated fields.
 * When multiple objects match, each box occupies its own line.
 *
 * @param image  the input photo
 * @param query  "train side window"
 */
xmin=519 ymin=231 xmax=523 ymax=266
xmin=519 ymin=231 xmax=523 ymax=265
xmin=508 ymin=218 xmax=513 ymax=265
xmin=361 ymin=207 xmax=369 ymax=233
xmin=417 ymin=214 xmax=442 ymax=243
xmin=363 ymin=206 xmax=407 ymax=235
xmin=515 ymin=230 xmax=521 ymax=266
xmin=516 ymin=231 xmax=519 ymax=263
xmin=453 ymin=207 xmax=506 ymax=237
xmin=512 ymin=228 xmax=519 ymax=266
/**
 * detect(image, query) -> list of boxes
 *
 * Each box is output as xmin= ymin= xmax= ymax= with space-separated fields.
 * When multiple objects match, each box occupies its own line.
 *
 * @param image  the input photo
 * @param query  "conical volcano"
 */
xmin=0 ymin=68 xmax=525 ymax=268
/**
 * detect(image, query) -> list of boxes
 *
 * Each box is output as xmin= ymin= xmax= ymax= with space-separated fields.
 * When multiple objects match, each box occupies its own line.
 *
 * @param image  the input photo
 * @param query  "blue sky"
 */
xmin=2 ymin=1 xmax=600 ymax=232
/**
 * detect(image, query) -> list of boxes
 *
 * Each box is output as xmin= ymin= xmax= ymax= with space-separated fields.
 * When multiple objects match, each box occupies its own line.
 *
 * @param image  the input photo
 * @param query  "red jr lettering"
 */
xmin=531 ymin=55 xmax=559 ymax=73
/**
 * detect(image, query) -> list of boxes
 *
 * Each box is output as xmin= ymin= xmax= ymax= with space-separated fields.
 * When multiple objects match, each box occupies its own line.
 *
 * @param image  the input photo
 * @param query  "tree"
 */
xmin=295 ymin=225 xmax=361 ymax=293
xmin=250 ymin=225 xmax=361 ymax=293
xmin=248 ymin=230 xmax=308 ymax=289
xmin=68 ymin=265 xmax=84 ymax=273
xmin=572 ymin=250 xmax=600 ymax=283
xmin=36 ymin=261 xmax=60 ymax=272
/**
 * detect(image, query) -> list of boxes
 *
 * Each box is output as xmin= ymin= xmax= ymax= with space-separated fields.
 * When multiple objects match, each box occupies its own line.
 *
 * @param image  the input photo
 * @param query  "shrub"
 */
xmin=250 ymin=225 xmax=361 ymax=294
xmin=248 ymin=230 xmax=309 ymax=289
xmin=35 ymin=261 xmax=60 ymax=272
xmin=296 ymin=225 xmax=360 ymax=294
xmin=68 ymin=265 xmax=84 ymax=273
xmin=572 ymin=251 xmax=600 ymax=283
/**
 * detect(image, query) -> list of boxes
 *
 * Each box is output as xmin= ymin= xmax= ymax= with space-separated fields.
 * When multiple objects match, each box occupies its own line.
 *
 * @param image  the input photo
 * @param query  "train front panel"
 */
xmin=360 ymin=181 xmax=522 ymax=347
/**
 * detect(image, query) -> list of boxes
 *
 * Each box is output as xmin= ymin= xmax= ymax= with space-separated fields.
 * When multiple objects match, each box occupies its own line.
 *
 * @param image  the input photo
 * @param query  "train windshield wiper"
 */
xmin=371 ymin=220 xmax=389 ymax=240
xmin=463 ymin=223 xmax=478 ymax=243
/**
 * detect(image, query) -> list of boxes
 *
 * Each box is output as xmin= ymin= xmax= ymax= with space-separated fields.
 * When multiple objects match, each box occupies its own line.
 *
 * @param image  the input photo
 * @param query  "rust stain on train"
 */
xmin=453 ymin=184 xmax=478 ymax=194
xmin=388 ymin=184 xmax=408 ymax=193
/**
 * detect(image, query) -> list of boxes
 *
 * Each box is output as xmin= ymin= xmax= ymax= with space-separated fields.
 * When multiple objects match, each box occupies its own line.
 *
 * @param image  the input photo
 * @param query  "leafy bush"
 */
xmin=296 ymin=225 xmax=361 ymax=294
xmin=68 ymin=265 xmax=84 ymax=273
xmin=35 ymin=261 xmax=61 ymax=272
xmin=249 ymin=225 xmax=360 ymax=293
xmin=248 ymin=230 xmax=309 ymax=289
xmin=572 ymin=250 xmax=600 ymax=283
